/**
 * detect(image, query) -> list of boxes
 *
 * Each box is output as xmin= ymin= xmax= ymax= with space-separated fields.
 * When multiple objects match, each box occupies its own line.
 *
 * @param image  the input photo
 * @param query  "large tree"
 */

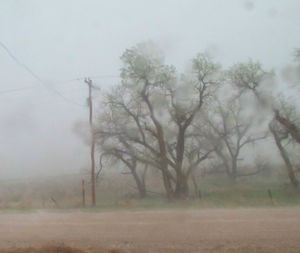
xmin=96 ymin=42 xmax=218 ymax=199
xmin=228 ymin=59 xmax=300 ymax=144
xmin=228 ymin=57 xmax=300 ymax=187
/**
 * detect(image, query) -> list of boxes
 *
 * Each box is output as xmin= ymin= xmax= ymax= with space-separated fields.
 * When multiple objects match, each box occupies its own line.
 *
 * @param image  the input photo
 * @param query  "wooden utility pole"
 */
xmin=85 ymin=78 xmax=96 ymax=206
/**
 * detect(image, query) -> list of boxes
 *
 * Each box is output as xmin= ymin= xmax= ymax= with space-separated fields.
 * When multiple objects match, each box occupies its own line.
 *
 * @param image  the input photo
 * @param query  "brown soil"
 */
xmin=0 ymin=208 xmax=300 ymax=252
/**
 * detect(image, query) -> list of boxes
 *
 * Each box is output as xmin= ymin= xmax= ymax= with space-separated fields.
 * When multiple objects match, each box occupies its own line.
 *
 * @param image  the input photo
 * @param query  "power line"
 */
xmin=0 ymin=41 xmax=44 ymax=83
xmin=63 ymin=75 xmax=119 ymax=83
xmin=0 ymin=86 xmax=36 ymax=95
xmin=0 ymin=74 xmax=116 ymax=95
xmin=0 ymin=74 xmax=118 ymax=96
xmin=0 ymin=41 xmax=84 ymax=107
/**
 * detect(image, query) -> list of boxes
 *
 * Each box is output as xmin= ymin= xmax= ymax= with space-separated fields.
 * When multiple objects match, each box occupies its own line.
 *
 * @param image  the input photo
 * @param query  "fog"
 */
xmin=0 ymin=0 xmax=300 ymax=179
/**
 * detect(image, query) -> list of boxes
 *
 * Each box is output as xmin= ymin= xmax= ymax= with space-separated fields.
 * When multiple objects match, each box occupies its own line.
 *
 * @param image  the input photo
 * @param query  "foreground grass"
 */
xmin=0 ymin=245 xmax=124 ymax=253
xmin=0 ymin=245 xmax=87 ymax=253
xmin=1 ymin=178 xmax=300 ymax=211
xmin=2 ymin=245 xmax=300 ymax=253
xmin=85 ymin=184 xmax=300 ymax=211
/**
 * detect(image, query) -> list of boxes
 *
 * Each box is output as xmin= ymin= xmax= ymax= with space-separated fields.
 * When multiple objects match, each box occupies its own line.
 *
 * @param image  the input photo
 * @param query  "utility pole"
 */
xmin=85 ymin=78 xmax=96 ymax=206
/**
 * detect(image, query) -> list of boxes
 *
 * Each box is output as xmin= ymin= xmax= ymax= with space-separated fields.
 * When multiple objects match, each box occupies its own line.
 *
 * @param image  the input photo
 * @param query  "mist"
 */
xmin=1 ymin=2 xmax=300 ymax=253
xmin=0 ymin=0 xmax=299 ymax=180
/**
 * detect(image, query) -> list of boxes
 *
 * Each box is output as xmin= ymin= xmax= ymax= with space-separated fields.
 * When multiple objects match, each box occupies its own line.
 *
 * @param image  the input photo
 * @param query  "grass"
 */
xmin=86 ymin=172 xmax=300 ymax=210
xmin=88 ymin=183 xmax=300 ymax=211
xmin=1 ymin=184 xmax=300 ymax=212
xmin=1 ymin=172 xmax=300 ymax=211
xmin=0 ymin=245 xmax=88 ymax=253
xmin=2 ymin=245 xmax=300 ymax=253
xmin=0 ymin=245 xmax=127 ymax=253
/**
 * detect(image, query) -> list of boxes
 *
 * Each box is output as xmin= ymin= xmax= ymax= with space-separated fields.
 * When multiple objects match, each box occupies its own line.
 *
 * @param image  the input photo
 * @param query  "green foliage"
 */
xmin=120 ymin=41 xmax=173 ymax=84
xmin=192 ymin=53 xmax=221 ymax=83
xmin=228 ymin=60 xmax=274 ymax=92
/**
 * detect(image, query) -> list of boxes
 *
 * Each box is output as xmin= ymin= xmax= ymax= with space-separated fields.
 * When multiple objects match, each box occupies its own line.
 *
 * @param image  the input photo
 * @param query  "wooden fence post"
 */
xmin=82 ymin=179 xmax=86 ymax=208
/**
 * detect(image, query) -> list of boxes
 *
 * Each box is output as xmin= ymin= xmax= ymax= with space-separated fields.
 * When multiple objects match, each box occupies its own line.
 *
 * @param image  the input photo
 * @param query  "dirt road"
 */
xmin=0 ymin=208 xmax=300 ymax=252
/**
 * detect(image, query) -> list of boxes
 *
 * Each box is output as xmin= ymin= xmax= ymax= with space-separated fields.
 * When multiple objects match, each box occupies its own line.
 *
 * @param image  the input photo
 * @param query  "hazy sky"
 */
xmin=0 ymin=0 xmax=299 ymax=179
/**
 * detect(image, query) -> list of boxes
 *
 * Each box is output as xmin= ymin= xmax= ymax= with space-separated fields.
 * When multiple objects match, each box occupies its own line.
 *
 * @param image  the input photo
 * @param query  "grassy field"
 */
xmin=0 ymin=172 xmax=300 ymax=211
xmin=2 ymin=185 xmax=300 ymax=211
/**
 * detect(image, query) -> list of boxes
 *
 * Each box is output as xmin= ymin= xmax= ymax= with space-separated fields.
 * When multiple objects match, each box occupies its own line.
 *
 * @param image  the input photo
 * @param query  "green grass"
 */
xmin=1 ymin=172 xmax=300 ymax=211
xmin=76 ymin=183 xmax=300 ymax=211
xmin=2 ymin=185 xmax=300 ymax=212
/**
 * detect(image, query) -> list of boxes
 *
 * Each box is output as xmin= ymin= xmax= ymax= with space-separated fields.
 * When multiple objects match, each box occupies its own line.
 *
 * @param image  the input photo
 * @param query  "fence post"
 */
xmin=267 ymin=188 xmax=274 ymax=205
xmin=82 ymin=179 xmax=86 ymax=208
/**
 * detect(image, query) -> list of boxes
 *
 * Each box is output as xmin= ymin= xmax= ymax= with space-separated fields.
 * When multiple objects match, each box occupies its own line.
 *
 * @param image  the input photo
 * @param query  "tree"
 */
xmin=206 ymin=98 xmax=267 ymax=182
xmin=228 ymin=59 xmax=300 ymax=145
xmin=228 ymin=58 xmax=300 ymax=187
xmin=269 ymin=98 xmax=300 ymax=188
xmin=98 ymin=142 xmax=148 ymax=198
xmin=96 ymin=42 xmax=219 ymax=199
xmin=95 ymin=91 xmax=150 ymax=198
xmin=269 ymin=119 xmax=298 ymax=188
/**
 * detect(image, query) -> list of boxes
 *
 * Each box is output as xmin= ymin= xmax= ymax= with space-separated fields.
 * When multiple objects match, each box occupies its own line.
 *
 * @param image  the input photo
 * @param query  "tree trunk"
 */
xmin=275 ymin=111 xmax=300 ymax=144
xmin=131 ymin=169 xmax=147 ymax=198
xmin=229 ymin=159 xmax=238 ymax=183
xmin=162 ymin=171 xmax=175 ymax=199
xmin=174 ymin=172 xmax=189 ymax=199
xmin=228 ymin=173 xmax=237 ymax=184
xmin=191 ymin=170 xmax=200 ymax=198
xmin=269 ymin=124 xmax=298 ymax=188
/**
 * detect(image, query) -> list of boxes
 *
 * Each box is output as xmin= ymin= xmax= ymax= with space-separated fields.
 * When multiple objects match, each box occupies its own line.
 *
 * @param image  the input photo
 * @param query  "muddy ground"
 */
xmin=0 ymin=208 xmax=300 ymax=252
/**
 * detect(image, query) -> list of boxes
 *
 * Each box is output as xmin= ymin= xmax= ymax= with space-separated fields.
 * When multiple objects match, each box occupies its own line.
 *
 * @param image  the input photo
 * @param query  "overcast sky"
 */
xmin=0 ymin=0 xmax=299 ymax=179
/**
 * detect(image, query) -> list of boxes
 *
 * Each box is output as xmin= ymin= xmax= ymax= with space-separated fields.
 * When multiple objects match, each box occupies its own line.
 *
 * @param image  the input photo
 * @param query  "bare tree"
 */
xmin=206 ymin=98 xmax=267 ymax=182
